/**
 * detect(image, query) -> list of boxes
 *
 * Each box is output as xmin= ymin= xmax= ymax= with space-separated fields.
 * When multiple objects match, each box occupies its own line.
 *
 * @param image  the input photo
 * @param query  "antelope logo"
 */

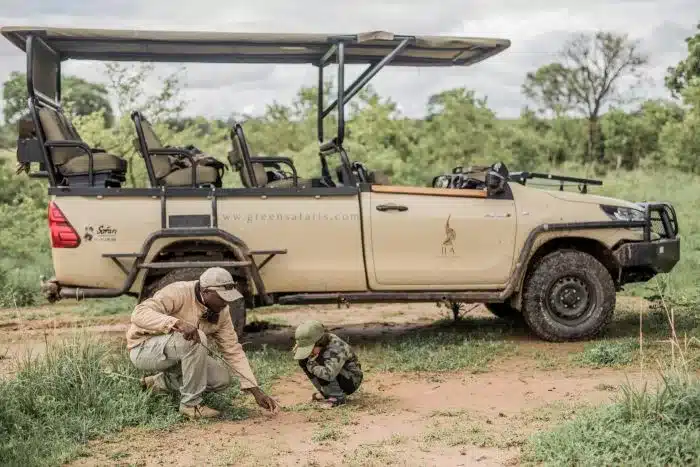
xmin=441 ymin=214 xmax=456 ymax=255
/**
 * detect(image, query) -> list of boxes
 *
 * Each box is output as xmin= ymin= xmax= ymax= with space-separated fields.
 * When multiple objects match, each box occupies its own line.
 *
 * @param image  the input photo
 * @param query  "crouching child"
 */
xmin=293 ymin=320 xmax=363 ymax=408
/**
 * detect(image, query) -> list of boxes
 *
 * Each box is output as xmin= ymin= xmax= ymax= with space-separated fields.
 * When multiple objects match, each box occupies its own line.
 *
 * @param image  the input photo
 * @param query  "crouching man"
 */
xmin=293 ymin=320 xmax=363 ymax=408
xmin=126 ymin=267 xmax=279 ymax=418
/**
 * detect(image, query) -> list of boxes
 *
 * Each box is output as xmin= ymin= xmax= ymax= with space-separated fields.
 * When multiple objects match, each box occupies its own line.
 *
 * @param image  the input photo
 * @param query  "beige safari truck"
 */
xmin=3 ymin=26 xmax=681 ymax=341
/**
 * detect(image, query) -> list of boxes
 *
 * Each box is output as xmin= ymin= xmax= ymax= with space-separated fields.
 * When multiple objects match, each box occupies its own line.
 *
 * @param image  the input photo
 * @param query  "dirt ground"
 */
xmin=0 ymin=298 xmax=661 ymax=466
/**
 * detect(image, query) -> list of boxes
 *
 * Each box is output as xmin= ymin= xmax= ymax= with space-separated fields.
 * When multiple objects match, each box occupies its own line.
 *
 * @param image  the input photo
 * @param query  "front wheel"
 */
xmin=521 ymin=249 xmax=616 ymax=342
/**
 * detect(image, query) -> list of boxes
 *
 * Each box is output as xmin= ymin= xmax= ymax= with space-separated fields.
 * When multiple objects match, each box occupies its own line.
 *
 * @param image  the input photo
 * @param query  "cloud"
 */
xmin=0 ymin=0 xmax=696 ymax=122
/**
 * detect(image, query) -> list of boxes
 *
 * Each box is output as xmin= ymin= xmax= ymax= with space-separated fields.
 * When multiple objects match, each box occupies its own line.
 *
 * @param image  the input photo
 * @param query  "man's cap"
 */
xmin=199 ymin=267 xmax=242 ymax=302
xmin=293 ymin=320 xmax=325 ymax=360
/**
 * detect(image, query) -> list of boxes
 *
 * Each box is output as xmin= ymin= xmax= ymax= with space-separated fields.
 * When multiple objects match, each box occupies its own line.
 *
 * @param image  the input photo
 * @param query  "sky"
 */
xmin=0 ymin=0 xmax=696 ymax=120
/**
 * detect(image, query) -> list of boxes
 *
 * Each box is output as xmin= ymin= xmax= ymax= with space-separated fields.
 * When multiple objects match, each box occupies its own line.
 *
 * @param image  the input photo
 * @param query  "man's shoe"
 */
xmin=140 ymin=374 xmax=169 ymax=395
xmin=179 ymin=404 xmax=221 ymax=419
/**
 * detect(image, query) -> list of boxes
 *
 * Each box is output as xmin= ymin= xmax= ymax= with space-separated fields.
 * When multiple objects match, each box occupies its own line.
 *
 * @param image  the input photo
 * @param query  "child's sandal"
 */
xmin=318 ymin=397 xmax=345 ymax=409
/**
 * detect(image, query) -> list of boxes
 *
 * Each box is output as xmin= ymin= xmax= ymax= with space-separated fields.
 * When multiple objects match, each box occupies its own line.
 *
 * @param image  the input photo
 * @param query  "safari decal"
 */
xmin=83 ymin=225 xmax=117 ymax=242
xmin=441 ymin=214 xmax=456 ymax=256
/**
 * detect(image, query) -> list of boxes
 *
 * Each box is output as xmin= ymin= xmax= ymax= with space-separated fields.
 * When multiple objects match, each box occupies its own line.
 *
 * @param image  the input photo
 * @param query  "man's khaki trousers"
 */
xmin=130 ymin=330 xmax=231 ymax=408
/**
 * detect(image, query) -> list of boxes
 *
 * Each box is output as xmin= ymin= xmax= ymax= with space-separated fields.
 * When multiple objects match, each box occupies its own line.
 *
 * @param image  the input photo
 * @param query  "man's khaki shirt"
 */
xmin=126 ymin=280 xmax=258 ymax=389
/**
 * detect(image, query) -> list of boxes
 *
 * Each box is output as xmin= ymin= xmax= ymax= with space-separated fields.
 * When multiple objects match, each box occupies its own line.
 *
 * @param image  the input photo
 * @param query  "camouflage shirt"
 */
xmin=305 ymin=333 xmax=362 ymax=383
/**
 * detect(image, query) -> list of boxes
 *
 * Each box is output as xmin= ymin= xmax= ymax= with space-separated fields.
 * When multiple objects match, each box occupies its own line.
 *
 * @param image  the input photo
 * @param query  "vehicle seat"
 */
xmin=228 ymin=134 xmax=267 ymax=187
xmin=228 ymin=122 xmax=311 ymax=189
xmin=131 ymin=111 xmax=223 ymax=188
xmin=37 ymin=106 xmax=127 ymax=187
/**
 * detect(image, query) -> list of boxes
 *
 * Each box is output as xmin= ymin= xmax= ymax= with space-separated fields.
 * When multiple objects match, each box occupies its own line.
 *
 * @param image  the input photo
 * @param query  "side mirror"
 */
xmin=485 ymin=171 xmax=506 ymax=195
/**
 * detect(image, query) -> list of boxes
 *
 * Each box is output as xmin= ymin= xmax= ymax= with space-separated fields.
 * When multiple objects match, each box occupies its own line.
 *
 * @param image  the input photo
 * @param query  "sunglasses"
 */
xmin=208 ymin=282 xmax=237 ymax=291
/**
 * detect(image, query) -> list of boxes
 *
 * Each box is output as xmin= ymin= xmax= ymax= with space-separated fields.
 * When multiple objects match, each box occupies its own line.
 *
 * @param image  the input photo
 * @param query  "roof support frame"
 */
xmin=26 ymin=33 xmax=62 ymax=186
xmin=316 ymin=36 xmax=412 ymax=144
xmin=4 ymin=26 xmax=511 ymax=191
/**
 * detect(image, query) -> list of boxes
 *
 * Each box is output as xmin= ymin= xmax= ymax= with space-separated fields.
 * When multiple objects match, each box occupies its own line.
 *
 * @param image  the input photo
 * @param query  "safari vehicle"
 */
xmin=2 ymin=26 xmax=680 ymax=341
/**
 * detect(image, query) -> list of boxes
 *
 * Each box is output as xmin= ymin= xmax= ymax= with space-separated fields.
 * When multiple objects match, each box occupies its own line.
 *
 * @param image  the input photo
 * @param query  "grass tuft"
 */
xmin=521 ymin=375 xmax=700 ymax=466
xmin=0 ymin=336 xmax=294 ymax=467
xmin=570 ymin=339 xmax=639 ymax=368
xmin=0 ymin=335 xmax=179 ymax=466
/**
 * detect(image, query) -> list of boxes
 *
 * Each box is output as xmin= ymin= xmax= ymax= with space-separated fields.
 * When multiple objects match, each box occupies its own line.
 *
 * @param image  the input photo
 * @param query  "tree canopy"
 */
xmin=665 ymin=22 xmax=700 ymax=97
xmin=2 ymin=71 xmax=114 ymax=126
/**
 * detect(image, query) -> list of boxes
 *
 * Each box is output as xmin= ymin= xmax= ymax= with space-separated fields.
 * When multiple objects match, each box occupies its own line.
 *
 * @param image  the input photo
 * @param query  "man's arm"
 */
xmin=306 ymin=346 xmax=347 ymax=381
xmin=210 ymin=308 xmax=259 ymax=389
xmin=131 ymin=284 xmax=185 ymax=333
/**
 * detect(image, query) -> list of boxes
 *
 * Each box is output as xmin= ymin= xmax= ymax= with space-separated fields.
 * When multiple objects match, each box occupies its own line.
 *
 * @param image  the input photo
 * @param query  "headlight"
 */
xmin=600 ymin=205 xmax=646 ymax=222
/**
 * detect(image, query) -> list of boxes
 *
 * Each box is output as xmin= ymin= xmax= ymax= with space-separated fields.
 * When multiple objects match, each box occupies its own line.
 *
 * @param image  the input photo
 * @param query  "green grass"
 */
xmin=570 ymin=339 xmax=640 ymax=368
xmin=312 ymin=422 xmax=344 ymax=442
xmin=521 ymin=374 xmax=700 ymax=466
xmin=356 ymin=321 xmax=517 ymax=374
xmin=0 ymin=336 xmax=294 ymax=467
xmin=73 ymin=296 xmax=136 ymax=317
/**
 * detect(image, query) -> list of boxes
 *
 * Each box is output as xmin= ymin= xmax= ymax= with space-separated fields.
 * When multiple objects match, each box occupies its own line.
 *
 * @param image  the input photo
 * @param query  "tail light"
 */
xmin=48 ymin=201 xmax=80 ymax=248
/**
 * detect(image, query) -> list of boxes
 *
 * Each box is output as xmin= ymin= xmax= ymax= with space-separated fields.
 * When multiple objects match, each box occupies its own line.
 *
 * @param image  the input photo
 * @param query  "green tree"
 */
xmin=602 ymin=100 xmax=684 ymax=170
xmin=1 ymin=71 xmax=114 ymax=126
xmin=522 ymin=63 xmax=575 ymax=118
xmin=657 ymin=79 xmax=700 ymax=173
xmin=665 ymin=22 xmax=700 ymax=97
xmin=522 ymin=31 xmax=649 ymax=168
xmin=417 ymin=88 xmax=501 ymax=181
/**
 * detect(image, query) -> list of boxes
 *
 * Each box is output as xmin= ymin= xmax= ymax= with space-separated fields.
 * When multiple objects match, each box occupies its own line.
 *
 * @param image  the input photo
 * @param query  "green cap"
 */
xmin=293 ymin=320 xmax=325 ymax=359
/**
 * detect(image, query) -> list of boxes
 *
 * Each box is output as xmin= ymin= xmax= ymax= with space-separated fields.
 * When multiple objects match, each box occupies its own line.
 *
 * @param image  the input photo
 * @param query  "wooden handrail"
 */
xmin=370 ymin=185 xmax=487 ymax=198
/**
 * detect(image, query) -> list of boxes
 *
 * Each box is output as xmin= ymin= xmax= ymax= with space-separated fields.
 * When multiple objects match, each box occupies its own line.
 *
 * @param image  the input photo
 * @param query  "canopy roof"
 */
xmin=1 ymin=26 xmax=510 ymax=66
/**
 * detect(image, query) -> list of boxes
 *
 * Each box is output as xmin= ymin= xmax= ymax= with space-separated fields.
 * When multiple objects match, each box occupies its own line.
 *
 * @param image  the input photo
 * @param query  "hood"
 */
xmin=545 ymin=190 xmax=641 ymax=210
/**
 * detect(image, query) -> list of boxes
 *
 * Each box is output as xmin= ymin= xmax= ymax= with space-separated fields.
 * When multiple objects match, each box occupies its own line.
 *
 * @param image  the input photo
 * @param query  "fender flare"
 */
xmin=55 ymin=228 xmax=272 ymax=304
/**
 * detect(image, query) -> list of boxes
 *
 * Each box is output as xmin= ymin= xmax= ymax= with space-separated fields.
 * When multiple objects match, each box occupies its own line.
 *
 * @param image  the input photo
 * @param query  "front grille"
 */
xmin=639 ymin=203 xmax=678 ymax=240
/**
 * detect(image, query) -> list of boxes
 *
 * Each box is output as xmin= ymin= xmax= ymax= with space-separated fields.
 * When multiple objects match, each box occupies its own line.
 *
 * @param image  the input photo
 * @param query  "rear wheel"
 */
xmin=521 ymin=249 xmax=616 ymax=342
xmin=140 ymin=267 xmax=247 ymax=339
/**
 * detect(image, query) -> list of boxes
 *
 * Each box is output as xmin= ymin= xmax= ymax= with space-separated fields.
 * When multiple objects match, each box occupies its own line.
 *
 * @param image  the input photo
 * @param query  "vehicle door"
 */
xmin=361 ymin=184 xmax=517 ymax=289
xmin=219 ymin=185 xmax=366 ymax=294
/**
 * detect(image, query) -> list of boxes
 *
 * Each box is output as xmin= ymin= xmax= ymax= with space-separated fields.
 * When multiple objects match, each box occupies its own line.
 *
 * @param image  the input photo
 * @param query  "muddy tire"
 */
xmin=521 ymin=249 xmax=615 ymax=342
xmin=485 ymin=303 xmax=523 ymax=322
xmin=140 ymin=267 xmax=247 ymax=339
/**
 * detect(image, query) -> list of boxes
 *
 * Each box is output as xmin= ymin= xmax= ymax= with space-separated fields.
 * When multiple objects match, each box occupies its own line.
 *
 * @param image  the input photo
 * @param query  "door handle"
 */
xmin=484 ymin=212 xmax=512 ymax=218
xmin=376 ymin=203 xmax=408 ymax=212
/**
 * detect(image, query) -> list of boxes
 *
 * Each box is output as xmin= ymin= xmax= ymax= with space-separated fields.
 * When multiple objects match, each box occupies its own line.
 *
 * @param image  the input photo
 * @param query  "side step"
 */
xmin=277 ymin=290 xmax=508 ymax=305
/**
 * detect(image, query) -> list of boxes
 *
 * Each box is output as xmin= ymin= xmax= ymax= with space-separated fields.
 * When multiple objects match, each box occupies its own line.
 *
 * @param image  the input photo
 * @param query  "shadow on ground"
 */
xmin=241 ymin=299 xmax=700 ymax=353
xmin=242 ymin=315 xmax=531 ymax=352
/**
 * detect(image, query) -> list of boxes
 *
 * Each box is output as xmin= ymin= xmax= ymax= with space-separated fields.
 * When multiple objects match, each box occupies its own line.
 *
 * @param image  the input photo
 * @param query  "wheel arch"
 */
xmin=510 ymin=235 xmax=620 ymax=310
xmin=136 ymin=237 xmax=254 ymax=304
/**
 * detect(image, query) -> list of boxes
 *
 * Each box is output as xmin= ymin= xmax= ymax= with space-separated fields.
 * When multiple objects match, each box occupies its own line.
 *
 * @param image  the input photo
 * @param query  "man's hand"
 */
xmin=173 ymin=320 xmax=200 ymax=343
xmin=245 ymin=387 xmax=280 ymax=414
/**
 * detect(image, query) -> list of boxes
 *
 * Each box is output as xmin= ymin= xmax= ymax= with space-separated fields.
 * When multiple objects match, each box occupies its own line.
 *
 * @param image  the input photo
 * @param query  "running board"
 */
xmin=277 ymin=290 xmax=508 ymax=305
